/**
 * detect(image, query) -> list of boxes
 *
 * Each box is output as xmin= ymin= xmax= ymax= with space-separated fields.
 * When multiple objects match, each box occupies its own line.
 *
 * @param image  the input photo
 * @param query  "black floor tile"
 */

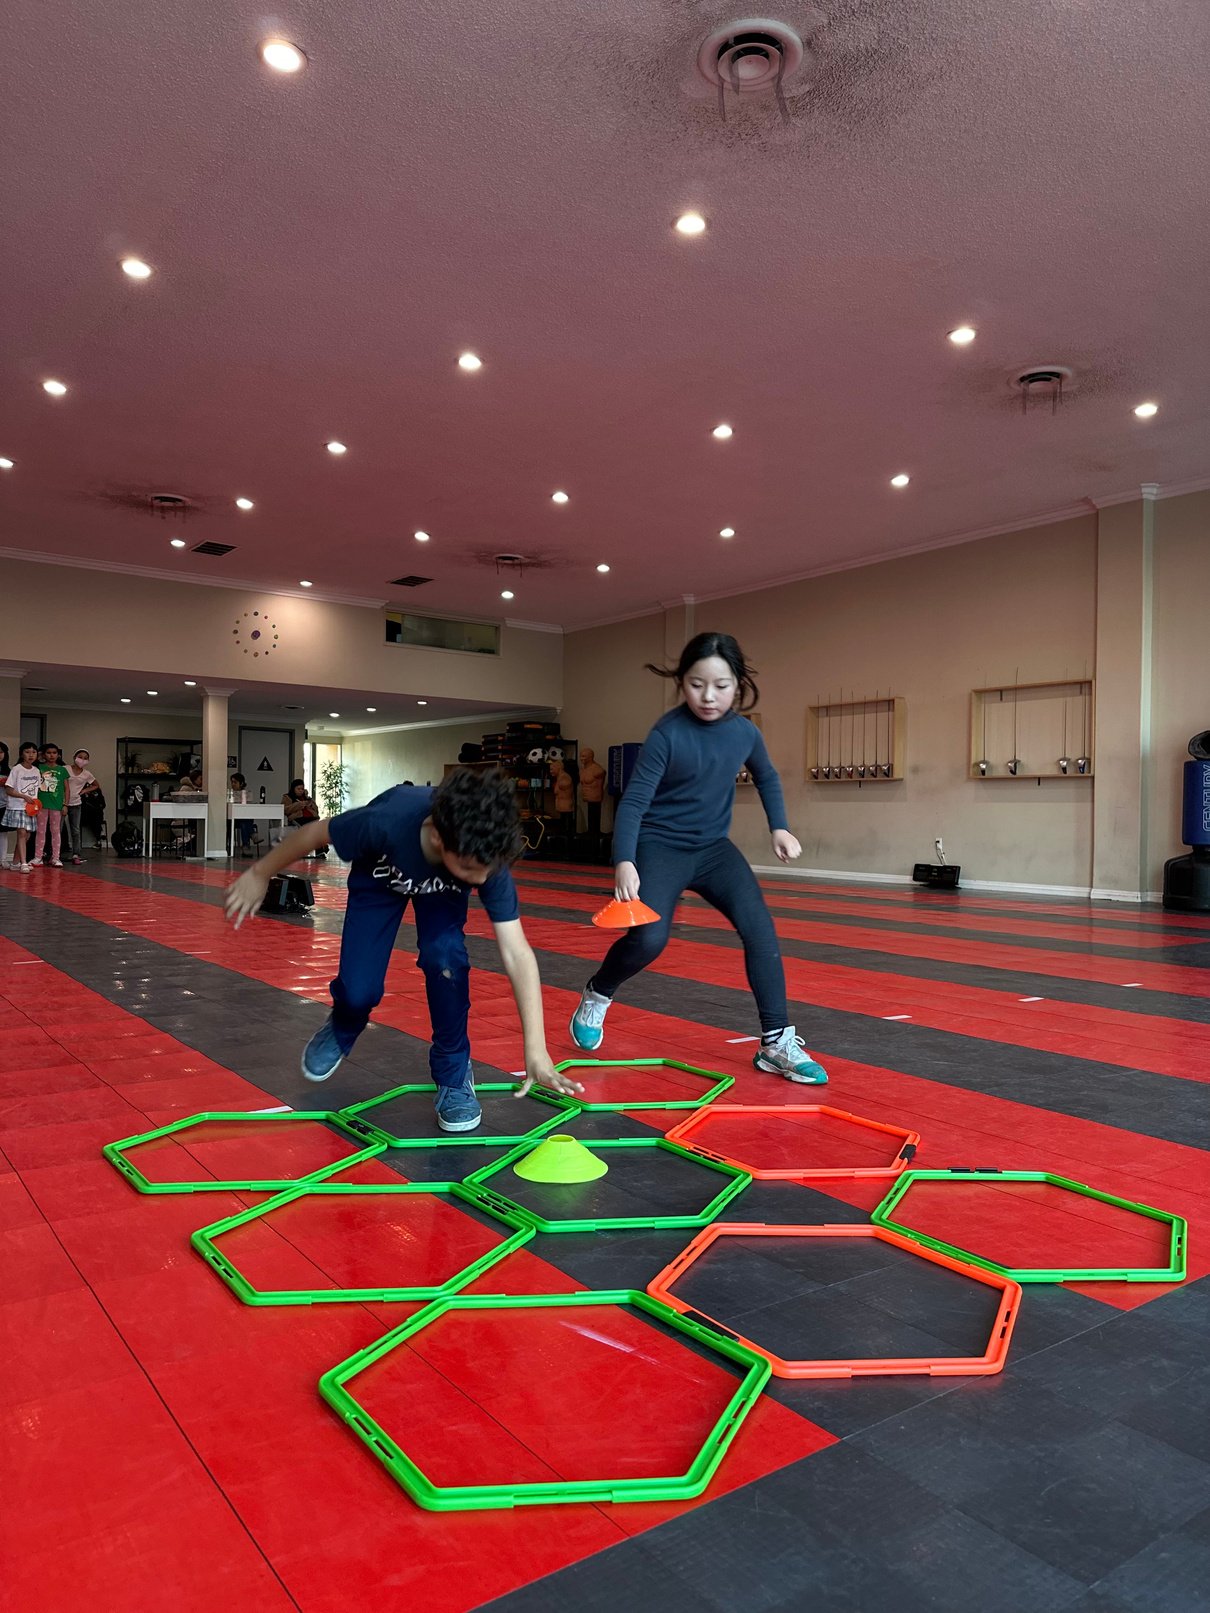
xmin=958 ymin=1422 xmax=1210 ymax=1584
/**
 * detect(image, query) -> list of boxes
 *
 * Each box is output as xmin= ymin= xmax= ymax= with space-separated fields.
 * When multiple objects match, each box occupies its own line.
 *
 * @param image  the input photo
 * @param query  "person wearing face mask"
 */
xmin=65 ymin=749 xmax=100 ymax=864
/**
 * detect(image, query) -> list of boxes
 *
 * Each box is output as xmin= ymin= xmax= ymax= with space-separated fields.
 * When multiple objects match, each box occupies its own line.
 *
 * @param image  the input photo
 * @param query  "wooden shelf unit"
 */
xmin=969 ymin=680 xmax=1094 ymax=781
xmin=806 ymin=697 xmax=905 ymax=783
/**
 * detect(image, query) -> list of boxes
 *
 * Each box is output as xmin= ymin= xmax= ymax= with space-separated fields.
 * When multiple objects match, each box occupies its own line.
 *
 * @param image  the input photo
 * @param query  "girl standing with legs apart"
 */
xmin=571 ymin=632 xmax=828 ymax=1084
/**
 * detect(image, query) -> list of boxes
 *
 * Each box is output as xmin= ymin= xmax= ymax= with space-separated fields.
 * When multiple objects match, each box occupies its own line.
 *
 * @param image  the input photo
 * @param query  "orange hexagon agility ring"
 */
xmin=647 ymin=1222 xmax=1021 ymax=1379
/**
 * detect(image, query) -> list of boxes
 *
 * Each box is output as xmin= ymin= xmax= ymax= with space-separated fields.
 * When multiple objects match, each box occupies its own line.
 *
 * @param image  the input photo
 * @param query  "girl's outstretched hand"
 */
xmin=614 ymin=861 xmax=641 ymax=902
xmin=771 ymin=830 xmax=801 ymax=863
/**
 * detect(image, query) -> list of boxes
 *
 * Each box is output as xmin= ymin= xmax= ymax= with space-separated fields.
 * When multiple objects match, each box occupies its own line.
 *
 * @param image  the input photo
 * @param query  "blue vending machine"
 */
xmin=1162 ymin=732 xmax=1210 ymax=911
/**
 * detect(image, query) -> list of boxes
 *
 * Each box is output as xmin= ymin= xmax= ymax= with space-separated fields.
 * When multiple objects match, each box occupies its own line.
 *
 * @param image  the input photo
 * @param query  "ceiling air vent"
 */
xmin=388 ymin=574 xmax=432 ymax=587
xmin=193 ymin=541 xmax=235 ymax=556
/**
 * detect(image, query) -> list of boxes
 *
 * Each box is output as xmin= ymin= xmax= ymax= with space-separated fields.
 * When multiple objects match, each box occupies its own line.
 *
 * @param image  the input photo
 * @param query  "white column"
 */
xmin=1091 ymin=491 xmax=1156 ymax=899
xmin=202 ymin=687 xmax=235 ymax=857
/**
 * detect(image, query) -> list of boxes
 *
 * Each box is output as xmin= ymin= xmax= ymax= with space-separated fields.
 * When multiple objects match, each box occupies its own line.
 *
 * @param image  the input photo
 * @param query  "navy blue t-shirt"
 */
xmin=327 ymin=785 xmax=520 ymax=923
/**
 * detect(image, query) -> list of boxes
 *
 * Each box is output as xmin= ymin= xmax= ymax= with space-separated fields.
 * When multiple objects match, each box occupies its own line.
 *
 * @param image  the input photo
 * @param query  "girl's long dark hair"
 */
xmin=645 ymin=632 xmax=760 ymax=711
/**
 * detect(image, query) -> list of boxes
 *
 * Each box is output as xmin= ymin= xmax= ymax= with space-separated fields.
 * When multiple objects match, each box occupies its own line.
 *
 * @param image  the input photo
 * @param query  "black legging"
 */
xmin=589 ymin=836 xmax=789 ymax=1033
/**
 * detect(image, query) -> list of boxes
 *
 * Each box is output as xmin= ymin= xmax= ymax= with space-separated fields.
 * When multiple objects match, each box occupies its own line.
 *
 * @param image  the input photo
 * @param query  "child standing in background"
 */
xmin=3 ymin=743 xmax=42 ymax=873
xmin=65 ymin=749 xmax=99 ymax=864
xmin=31 ymin=743 xmax=71 ymax=868
xmin=570 ymin=631 xmax=828 ymax=1084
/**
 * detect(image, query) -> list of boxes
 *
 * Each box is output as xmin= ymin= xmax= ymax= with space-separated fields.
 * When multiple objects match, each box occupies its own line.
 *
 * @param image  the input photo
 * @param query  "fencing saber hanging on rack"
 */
xmin=882 ymin=691 xmax=894 ymax=777
xmin=1059 ymin=675 xmax=1071 ymax=774
xmin=823 ymin=696 xmax=833 ymax=778
xmin=845 ymin=694 xmax=855 ymax=778
xmin=1077 ymin=672 xmax=1091 ymax=773
xmin=978 ymin=687 xmax=989 ymax=775
xmin=859 ymin=696 xmax=869 ymax=779
xmin=1007 ymin=670 xmax=1022 ymax=775
xmin=810 ymin=694 xmax=821 ymax=778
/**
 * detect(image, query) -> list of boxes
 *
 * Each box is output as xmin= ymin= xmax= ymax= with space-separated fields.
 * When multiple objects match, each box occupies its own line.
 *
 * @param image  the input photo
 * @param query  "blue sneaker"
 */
xmin=434 ymin=1068 xmax=481 ymax=1132
xmin=753 ymin=1028 xmax=828 ymax=1085
xmin=301 ymin=1018 xmax=344 ymax=1082
xmin=570 ymin=985 xmax=611 ymax=1052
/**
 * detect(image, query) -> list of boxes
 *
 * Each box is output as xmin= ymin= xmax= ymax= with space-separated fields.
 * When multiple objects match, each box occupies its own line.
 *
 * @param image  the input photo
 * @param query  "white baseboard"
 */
xmin=751 ymin=863 xmax=1134 ymax=900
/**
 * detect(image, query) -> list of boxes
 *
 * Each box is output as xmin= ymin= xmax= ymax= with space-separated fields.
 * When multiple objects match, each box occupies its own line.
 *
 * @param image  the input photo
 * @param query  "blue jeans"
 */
xmin=590 ymin=836 xmax=789 ymax=1033
xmin=328 ymin=866 xmax=471 ymax=1088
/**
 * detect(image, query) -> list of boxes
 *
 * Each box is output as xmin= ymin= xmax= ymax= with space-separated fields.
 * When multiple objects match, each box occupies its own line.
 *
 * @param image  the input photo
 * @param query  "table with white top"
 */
xmin=227 ymin=800 xmax=286 ymax=853
xmin=142 ymin=800 xmax=208 ymax=857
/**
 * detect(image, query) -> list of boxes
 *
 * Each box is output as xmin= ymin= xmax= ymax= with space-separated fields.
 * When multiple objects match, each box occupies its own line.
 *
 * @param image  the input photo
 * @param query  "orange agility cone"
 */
xmin=513 ymin=1134 xmax=609 ymax=1183
xmin=592 ymin=898 xmax=661 ymax=930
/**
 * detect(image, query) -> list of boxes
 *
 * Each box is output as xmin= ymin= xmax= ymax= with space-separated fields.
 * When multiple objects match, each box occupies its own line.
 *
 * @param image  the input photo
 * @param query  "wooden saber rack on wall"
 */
xmin=806 ymin=697 xmax=906 ymax=784
xmin=969 ymin=680 xmax=1094 ymax=782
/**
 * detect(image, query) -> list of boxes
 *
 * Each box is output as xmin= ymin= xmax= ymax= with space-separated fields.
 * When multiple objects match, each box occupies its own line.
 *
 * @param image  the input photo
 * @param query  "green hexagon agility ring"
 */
xmin=871 ymin=1168 xmax=1187 ymax=1284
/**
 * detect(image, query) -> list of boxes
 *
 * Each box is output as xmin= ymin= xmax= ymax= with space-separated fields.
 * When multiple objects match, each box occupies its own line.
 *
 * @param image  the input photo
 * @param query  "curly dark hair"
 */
xmin=431 ymin=767 xmax=524 ymax=868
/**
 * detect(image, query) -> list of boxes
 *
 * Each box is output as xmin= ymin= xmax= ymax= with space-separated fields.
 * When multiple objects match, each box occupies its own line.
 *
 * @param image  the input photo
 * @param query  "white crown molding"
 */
xmin=0 ymin=546 xmax=389 ymax=609
xmin=504 ymin=617 xmax=563 ymax=635
xmin=328 ymin=706 xmax=554 ymax=739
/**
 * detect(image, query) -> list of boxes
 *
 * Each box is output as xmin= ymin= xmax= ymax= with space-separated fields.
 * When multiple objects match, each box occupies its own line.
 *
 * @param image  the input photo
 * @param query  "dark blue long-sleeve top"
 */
xmin=612 ymin=704 xmax=789 ymax=863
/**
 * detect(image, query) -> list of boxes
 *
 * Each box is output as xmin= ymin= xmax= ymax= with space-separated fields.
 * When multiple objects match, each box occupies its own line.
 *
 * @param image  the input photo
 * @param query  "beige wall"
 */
xmin=0 ymin=558 xmax=563 ymax=709
xmin=341 ymin=719 xmax=501 ymax=805
xmin=564 ymin=515 xmax=1101 ymax=889
xmin=1148 ymin=490 xmax=1210 ymax=888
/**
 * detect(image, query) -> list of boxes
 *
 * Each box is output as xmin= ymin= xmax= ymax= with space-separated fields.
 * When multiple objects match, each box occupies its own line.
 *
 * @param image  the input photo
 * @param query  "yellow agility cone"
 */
xmin=513 ymin=1134 xmax=608 ymax=1184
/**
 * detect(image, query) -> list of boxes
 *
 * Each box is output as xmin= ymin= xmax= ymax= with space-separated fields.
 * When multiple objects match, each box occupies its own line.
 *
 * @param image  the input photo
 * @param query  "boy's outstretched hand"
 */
xmin=225 ymin=869 xmax=270 ymax=929
xmin=514 ymin=1053 xmax=585 ymax=1100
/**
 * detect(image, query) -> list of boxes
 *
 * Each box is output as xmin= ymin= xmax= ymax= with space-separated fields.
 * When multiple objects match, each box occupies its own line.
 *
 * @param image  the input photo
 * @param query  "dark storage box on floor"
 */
xmin=264 ymin=873 xmax=314 ymax=912
xmin=912 ymin=862 xmax=961 ymax=889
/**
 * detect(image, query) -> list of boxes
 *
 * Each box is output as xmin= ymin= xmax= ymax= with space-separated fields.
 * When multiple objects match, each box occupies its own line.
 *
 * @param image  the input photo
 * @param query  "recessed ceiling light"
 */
xmin=596 ymin=563 xmax=611 ymax=573
xmin=551 ymin=491 xmax=569 ymax=504
xmin=417 ymin=699 xmax=428 ymax=706
xmin=500 ymin=589 xmax=514 ymax=600
xmin=299 ymin=579 xmax=313 ymax=587
xmin=414 ymin=530 xmax=431 ymax=542
xmin=326 ymin=440 xmax=347 ymax=455
xmin=366 ymin=707 xmax=376 ymax=712
xmin=1134 ymin=401 xmax=1159 ymax=418
xmin=675 ymin=212 xmax=707 ymax=236
xmin=948 ymin=326 xmax=977 ymax=345
xmin=170 ymin=538 xmax=187 ymax=548
xmin=120 ymin=697 xmax=131 ymax=704
xmin=120 ymin=257 xmax=153 ymax=281
xmin=712 ymin=423 xmax=733 ymax=440
xmin=890 ymin=473 xmax=911 ymax=488
xmin=329 ymin=712 xmax=339 ymax=718
xmin=457 ymin=352 xmax=483 ymax=371
xmin=0 ymin=457 xmax=13 ymax=470
xmin=260 ymin=38 xmax=306 ymax=73
xmin=719 ymin=526 xmax=735 ymax=538
xmin=147 ymin=690 xmax=158 ymax=696
xmin=235 ymin=497 xmax=254 ymax=511
xmin=42 ymin=379 xmax=68 ymax=397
